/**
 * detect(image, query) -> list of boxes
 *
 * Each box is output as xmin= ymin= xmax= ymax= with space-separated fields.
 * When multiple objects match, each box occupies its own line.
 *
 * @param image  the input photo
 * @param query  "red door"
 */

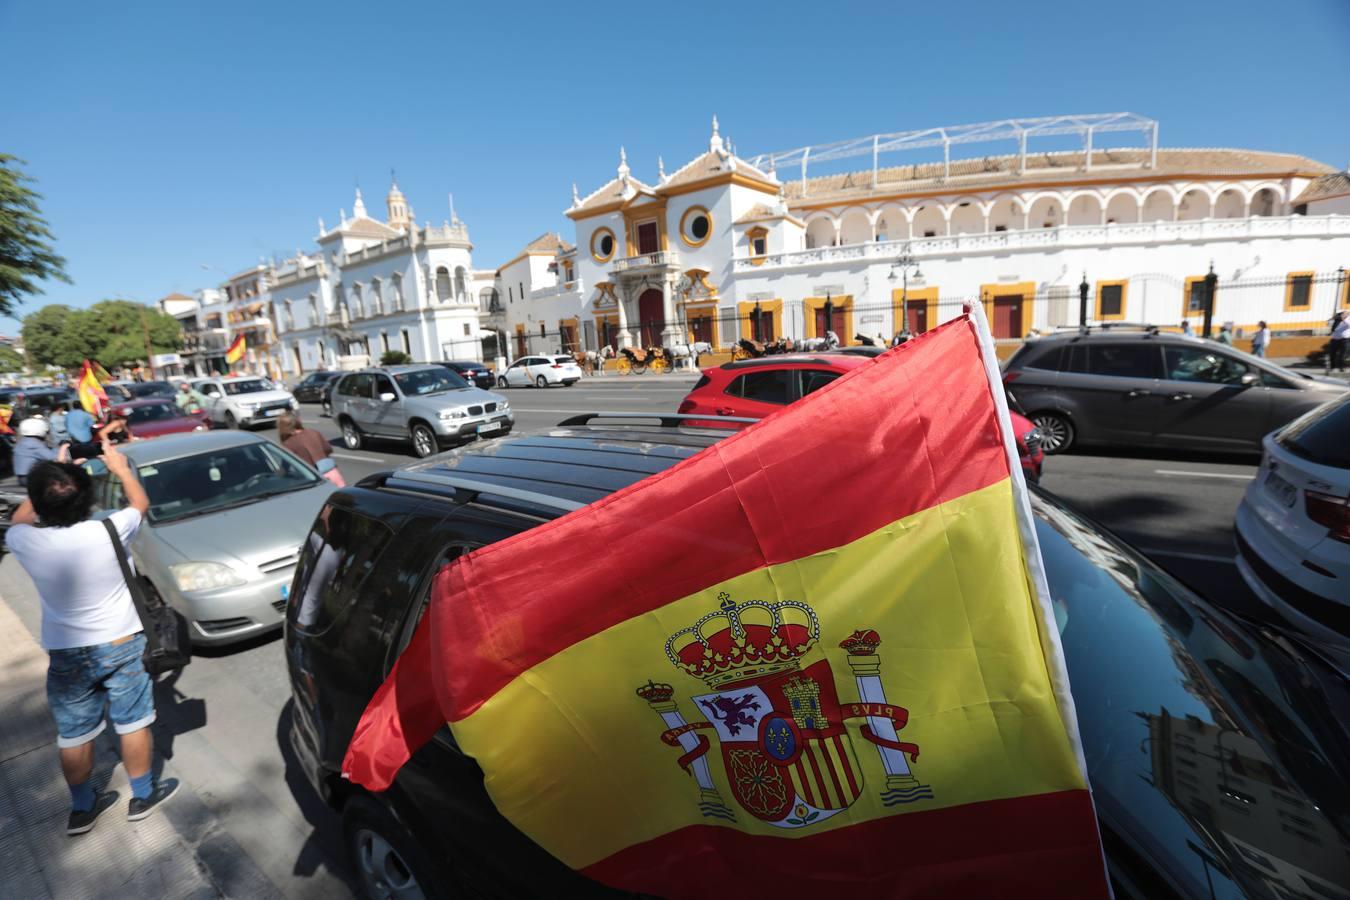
xmin=638 ymin=289 xmax=665 ymax=347
xmin=813 ymin=307 xmax=846 ymax=339
xmin=637 ymin=222 xmax=659 ymax=255
xmin=992 ymin=296 xmax=1023 ymax=339
xmin=515 ymin=330 xmax=527 ymax=357
xmin=906 ymin=300 xmax=928 ymax=334
xmin=690 ymin=316 xmax=713 ymax=345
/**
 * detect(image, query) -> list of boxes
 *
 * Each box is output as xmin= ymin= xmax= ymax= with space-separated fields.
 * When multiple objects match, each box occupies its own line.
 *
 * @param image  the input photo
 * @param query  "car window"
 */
xmin=393 ymin=543 xmax=480 ymax=660
xmin=1259 ymin=371 xmax=1296 ymax=389
xmin=393 ymin=367 xmax=465 ymax=395
xmin=137 ymin=441 xmax=319 ymax=524
xmin=289 ymin=505 xmax=396 ymax=636
xmin=727 ymin=370 xmax=792 ymax=404
xmin=1025 ymin=345 xmax=1066 ymax=372
xmin=1163 ymin=346 xmax=1249 ymax=385
xmin=800 ymin=369 xmax=841 ymax=396
xmin=1277 ymin=393 xmax=1350 ymax=468
xmin=124 ymin=401 xmax=183 ymax=424
xmin=372 ymin=374 xmax=396 ymax=397
xmin=1086 ymin=344 xmax=1162 ymax=379
xmin=553 ymin=356 xmax=573 ymax=365
xmin=222 ymin=379 xmax=268 ymax=395
xmin=339 ymin=374 xmax=371 ymax=397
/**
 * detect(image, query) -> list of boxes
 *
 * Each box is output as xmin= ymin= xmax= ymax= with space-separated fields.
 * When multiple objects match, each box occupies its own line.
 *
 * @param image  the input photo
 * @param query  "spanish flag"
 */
xmin=343 ymin=310 xmax=1109 ymax=897
xmin=225 ymin=334 xmax=246 ymax=365
xmin=77 ymin=359 xmax=108 ymax=416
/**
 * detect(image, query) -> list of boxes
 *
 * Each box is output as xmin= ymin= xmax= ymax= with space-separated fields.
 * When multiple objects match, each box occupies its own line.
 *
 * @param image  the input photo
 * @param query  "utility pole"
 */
xmin=1078 ymin=273 xmax=1089 ymax=332
xmin=140 ymin=305 xmax=156 ymax=380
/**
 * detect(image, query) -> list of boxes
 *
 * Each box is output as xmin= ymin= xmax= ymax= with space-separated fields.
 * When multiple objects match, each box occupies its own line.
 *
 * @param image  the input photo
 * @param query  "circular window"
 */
xmin=680 ymin=206 xmax=713 ymax=247
xmin=591 ymin=228 xmax=616 ymax=261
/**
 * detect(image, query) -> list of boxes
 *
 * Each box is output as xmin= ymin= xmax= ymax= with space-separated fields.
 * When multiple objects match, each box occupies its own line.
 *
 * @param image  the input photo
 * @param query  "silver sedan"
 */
xmin=88 ymin=431 xmax=336 ymax=646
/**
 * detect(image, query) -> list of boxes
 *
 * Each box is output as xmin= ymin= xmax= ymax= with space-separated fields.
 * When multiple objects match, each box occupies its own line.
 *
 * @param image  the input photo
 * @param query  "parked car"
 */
xmin=330 ymin=365 xmax=513 ymax=459
xmin=1235 ymin=391 xmax=1350 ymax=670
xmin=1002 ymin=330 xmax=1348 ymax=454
xmin=87 ymin=431 xmax=335 ymax=646
xmin=293 ymin=371 xmax=343 ymax=404
xmin=432 ymin=360 xmax=494 ymax=390
xmin=496 ymin=355 xmax=583 ymax=388
xmin=285 ymin=415 xmax=1350 ymax=900
xmin=194 ymin=375 xmax=299 ymax=429
xmin=112 ymin=398 xmax=210 ymax=439
xmin=107 ymin=379 xmax=177 ymax=400
xmin=678 ymin=355 xmax=1044 ymax=481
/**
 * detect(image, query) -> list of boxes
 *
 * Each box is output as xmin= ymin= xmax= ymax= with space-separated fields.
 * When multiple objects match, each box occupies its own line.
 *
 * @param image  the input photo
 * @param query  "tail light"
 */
xmin=677 ymin=400 xmax=695 ymax=414
xmin=1305 ymin=490 xmax=1350 ymax=543
xmin=551 ymin=364 xmax=561 ymax=369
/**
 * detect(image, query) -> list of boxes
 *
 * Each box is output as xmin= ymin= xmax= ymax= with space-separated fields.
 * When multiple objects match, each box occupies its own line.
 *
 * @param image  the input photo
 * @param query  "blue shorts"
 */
xmin=46 ymin=634 xmax=156 ymax=748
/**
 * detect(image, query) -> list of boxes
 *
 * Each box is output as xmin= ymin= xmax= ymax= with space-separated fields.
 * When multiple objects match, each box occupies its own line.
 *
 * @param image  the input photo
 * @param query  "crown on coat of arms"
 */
xmin=635 ymin=680 xmax=675 ymax=703
xmin=839 ymin=629 xmax=881 ymax=656
xmin=665 ymin=593 xmax=820 ymax=689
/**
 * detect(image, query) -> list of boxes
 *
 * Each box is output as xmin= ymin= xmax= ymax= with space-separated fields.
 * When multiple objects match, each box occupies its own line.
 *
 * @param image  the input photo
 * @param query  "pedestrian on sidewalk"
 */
xmin=6 ymin=446 xmax=179 ymax=835
xmin=278 ymin=411 xmax=344 ymax=486
xmin=1181 ymin=320 xmax=1194 ymax=338
xmin=1331 ymin=312 xmax=1349 ymax=373
xmin=1251 ymin=321 xmax=1270 ymax=358
xmin=1215 ymin=323 xmax=1233 ymax=345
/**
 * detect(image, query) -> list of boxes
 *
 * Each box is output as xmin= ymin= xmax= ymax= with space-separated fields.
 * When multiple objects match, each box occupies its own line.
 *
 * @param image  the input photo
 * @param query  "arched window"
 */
xmin=283 ymin=300 xmax=293 ymax=331
xmin=307 ymin=293 xmax=318 ymax=325
xmin=391 ymin=273 xmax=404 ymax=311
xmin=351 ymin=283 xmax=365 ymax=319
xmin=454 ymin=266 xmax=468 ymax=302
xmin=334 ymin=285 xmax=349 ymax=324
xmin=370 ymin=278 xmax=383 ymax=316
xmin=435 ymin=267 xmax=452 ymax=303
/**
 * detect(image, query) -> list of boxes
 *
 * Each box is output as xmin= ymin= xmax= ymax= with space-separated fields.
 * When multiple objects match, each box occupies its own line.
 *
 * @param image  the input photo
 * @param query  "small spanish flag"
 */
xmin=225 ymin=334 xmax=246 ymax=365
xmin=77 ymin=359 xmax=108 ymax=416
xmin=343 ymin=310 xmax=1109 ymax=897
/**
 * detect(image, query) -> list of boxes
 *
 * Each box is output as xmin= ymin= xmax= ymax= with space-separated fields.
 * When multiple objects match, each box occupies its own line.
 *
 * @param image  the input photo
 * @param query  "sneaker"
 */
xmin=126 ymin=778 xmax=179 ymax=822
xmin=67 ymin=790 xmax=119 ymax=836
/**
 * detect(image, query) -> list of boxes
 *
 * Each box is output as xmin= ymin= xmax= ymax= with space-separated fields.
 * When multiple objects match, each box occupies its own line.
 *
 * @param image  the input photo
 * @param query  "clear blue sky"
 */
xmin=3 ymin=0 xmax=1346 ymax=335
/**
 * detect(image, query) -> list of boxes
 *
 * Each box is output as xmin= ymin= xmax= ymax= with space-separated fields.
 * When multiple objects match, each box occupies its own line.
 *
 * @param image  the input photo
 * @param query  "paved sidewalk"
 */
xmin=0 ymin=596 xmax=275 ymax=899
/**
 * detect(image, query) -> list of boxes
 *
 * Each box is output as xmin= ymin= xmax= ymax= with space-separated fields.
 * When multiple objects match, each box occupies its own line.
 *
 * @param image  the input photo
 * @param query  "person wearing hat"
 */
xmin=13 ymin=418 xmax=68 ymax=488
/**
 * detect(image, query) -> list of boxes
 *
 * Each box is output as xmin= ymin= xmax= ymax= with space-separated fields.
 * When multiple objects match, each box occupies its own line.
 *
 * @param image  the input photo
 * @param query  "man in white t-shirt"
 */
xmin=7 ymin=444 xmax=179 ymax=835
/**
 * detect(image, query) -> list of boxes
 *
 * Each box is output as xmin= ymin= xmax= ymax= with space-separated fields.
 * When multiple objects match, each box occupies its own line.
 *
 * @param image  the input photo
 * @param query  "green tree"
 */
xmin=0 ymin=154 xmax=70 ymax=318
xmin=380 ymin=350 xmax=412 ymax=365
xmin=0 ymin=344 xmax=25 ymax=373
xmin=21 ymin=303 xmax=92 ymax=368
xmin=20 ymin=299 xmax=179 ymax=369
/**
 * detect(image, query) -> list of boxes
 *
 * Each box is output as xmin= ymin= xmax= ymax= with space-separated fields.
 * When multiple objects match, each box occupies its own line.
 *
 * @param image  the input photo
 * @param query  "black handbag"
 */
xmin=103 ymin=518 xmax=192 ymax=677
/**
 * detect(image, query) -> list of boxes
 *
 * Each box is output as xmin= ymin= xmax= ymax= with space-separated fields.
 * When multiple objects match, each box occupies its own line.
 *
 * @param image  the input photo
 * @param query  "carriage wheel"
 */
xmin=649 ymin=358 xmax=668 ymax=375
xmin=616 ymin=358 xmax=632 ymax=375
xmin=632 ymin=362 xmax=648 ymax=375
xmin=731 ymin=347 xmax=751 ymax=361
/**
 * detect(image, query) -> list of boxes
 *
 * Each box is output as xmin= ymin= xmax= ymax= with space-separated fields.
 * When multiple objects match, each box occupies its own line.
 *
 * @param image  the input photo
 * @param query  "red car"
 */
xmin=113 ymin=398 xmax=211 ymax=439
xmin=677 ymin=354 xmax=1045 ymax=481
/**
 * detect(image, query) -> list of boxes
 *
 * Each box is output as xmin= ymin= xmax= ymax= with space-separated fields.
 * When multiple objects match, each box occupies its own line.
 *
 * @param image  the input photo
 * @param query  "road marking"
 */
xmin=331 ymin=451 xmax=388 ymax=463
xmin=1153 ymin=469 xmax=1254 ymax=480
xmin=1139 ymin=547 xmax=1235 ymax=564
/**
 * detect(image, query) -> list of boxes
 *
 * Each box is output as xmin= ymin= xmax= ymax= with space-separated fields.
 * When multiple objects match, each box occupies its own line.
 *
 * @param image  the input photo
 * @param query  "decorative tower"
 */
xmin=351 ymin=187 xmax=368 ymax=220
xmin=386 ymin=173 xmax=410 ymax=232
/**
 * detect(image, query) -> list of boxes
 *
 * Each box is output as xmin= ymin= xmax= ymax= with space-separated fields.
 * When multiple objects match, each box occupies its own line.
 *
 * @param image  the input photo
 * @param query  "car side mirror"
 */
xmin=1240 ymin=373 xmax=1260 ymax=386
xmin=206 ymin=390 xmax=221 ymax=398
xmin=379 ymin=392 xmax=396 ymax=403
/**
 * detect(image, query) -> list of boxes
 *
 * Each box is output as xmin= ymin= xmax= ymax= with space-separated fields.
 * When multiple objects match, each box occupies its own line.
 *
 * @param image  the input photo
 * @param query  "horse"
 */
xmin=670 ymin=341 xmax=714 ymax=369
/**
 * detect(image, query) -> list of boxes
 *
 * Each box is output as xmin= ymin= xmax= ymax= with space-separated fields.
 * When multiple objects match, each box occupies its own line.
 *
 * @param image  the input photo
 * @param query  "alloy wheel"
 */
xmin=535 ymin=375 xmax=548 ymax=388
xmin=411 ymin=425 xmax=437 ymax=459
xmin=354 ymin=828 xmax=425 ymax=900
xmin=1031 ymin=413 xmax=1073 ymax=454
xmin=342 ymin=421 xmax=362 ymax=450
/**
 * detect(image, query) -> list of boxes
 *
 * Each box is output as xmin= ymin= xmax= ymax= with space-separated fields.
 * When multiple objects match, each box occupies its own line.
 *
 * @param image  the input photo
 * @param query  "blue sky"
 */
xmin=2 ymin=0 xmax=1346 ymax=335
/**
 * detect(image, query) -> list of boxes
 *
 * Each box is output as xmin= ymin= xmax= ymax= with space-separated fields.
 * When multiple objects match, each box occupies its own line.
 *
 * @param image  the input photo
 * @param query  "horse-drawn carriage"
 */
xmin=615 ymin=346 xmax=673 ymax=375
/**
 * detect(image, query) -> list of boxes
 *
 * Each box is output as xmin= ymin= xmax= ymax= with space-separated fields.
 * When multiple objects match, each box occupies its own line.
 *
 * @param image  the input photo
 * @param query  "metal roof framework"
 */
xmin=747 ymin=113 xmax=1160 ymax=197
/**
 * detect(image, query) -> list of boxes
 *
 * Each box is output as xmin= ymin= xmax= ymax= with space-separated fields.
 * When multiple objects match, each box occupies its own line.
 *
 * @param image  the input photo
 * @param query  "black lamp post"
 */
xmin=751 ymin=300 xmax=763 ymax=343
xmin=1078 ymin=272 xmax=1090 ymax=331
xmin=1202 ymin=261 xmax=1218 ymax=339
xmin=888 ymin=244 xmax=921 ymax=335
xmin=823 ymin=292 xmax=835 ymax=341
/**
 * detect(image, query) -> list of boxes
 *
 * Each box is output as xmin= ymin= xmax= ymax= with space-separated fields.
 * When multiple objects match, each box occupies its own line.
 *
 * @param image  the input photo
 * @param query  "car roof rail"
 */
xmin=555 ymin=412 xmax=760 ymax=427
xmin=386 ymin=471 xmax=585 ymax=514
xmin=722 ymin=356 xmax=837 ymax=369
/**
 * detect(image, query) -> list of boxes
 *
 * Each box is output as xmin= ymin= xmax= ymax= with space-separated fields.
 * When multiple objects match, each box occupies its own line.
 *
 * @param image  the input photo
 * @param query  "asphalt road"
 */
xmin=0 ymin=371 xmax=1267 ymax=898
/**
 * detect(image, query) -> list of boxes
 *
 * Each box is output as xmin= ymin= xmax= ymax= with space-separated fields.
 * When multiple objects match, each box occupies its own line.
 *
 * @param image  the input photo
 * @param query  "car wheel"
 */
xmin=535 ymin=375 xmax=548 ymax=388
xmin=224 ymin=412 xmax=237 ymax=430
xmin=341 ymin=418 xmax=363 ymax=451
xmin=321 ymin=397 xmax=332 ymax=417
xmin=342 ymin=793 xmax=446 ymax=900
xmin=1031 ymin=412 xmax=1074 ymax=454
xmin=410 ymin=423 xmax=438 ymax=459
xmin=497 ymin=377 xmax=509 ymax=389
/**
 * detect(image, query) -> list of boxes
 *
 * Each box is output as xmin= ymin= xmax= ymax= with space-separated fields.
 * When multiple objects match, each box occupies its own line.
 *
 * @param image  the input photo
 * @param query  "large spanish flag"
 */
xmin=225 ymin=334 xmax=246 ymax=365
xmin=343 ymin=310 xmax=1108 ymax=897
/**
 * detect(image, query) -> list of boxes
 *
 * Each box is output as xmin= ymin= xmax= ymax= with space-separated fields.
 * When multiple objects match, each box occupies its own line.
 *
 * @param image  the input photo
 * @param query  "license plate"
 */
xmin=265 ymin=408 xmax=282 ymax=417
xmin=1264 ymin=469 xmax=1296 ymax=507
xmin=477 ymin=421 xmax=502 ymax=435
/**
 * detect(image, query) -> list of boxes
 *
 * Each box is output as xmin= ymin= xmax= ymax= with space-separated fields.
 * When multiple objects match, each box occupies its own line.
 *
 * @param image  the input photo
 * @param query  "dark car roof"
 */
xmin=437 ymin=360 xmax=487 ymax=368
xmin=718 ymin=354 xmax=868 ymax=372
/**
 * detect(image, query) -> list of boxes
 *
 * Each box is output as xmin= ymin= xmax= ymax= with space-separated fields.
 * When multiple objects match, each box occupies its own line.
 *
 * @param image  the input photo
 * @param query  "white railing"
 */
xmin=733 ymin=215 xmax=1350 ymax=273
xmin=422 ymin=223 xmax=471 ymax=244
xmin=611 ymin=250 xmax=681 ymax=273
xmin=529 ymin=280 xmax=583 ymax=302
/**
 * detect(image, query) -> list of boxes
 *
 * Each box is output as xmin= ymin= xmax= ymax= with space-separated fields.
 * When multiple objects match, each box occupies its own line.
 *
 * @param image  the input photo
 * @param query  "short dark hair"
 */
xmin=27 ymin=462 xmax=95 ymax=528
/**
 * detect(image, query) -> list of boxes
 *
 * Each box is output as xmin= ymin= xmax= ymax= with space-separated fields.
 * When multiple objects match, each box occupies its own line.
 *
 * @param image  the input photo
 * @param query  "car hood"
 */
xmin=148 ymin=482 xmax=333 ymax=570
xmin=406 ymin=387 xmax=506 ymax=411
xmin=224 ymin=390 xmax=294 ymax=405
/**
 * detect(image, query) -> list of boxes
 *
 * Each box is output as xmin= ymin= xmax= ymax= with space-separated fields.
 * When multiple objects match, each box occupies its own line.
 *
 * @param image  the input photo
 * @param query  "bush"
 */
xmin=379 ymin=350 xmax=412 ymax=366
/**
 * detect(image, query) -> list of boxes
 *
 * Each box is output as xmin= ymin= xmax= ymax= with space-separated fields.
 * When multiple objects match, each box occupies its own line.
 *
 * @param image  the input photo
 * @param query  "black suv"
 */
xmin=285 ymin=416 xmax=1350 ymax=900
xmin=1002 ymin=330 xmax=1346 ymax=454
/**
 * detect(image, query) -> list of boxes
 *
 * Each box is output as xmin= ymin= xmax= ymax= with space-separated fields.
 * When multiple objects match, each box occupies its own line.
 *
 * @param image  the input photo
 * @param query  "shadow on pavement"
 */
xmin=1054 ymin=445 xmax=1261 ymax=466
xmin=148 ymin=666 xmax=207 ymax=779
xmin=275 ymin=698 xmax=356 ymax=888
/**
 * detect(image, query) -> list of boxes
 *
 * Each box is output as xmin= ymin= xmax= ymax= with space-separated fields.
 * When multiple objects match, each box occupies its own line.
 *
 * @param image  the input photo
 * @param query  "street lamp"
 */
xmin=751 ymin=300 xmax=763 ymax=343
xmin=1079 ymin=272 xmax=1090 ymax=331
xmin=1202 ymin=261 xmax=1218 ymax=339
xmin=823 ymin=292 xmax=835 ymax=343
xmin=888 ymin=244 xmax=922 ymax=335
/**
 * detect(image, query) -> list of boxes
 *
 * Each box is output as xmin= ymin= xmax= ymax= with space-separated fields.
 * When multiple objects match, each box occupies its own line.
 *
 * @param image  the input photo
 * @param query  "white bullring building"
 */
xmin=500 ymin=114 xmax=1350 ymax=358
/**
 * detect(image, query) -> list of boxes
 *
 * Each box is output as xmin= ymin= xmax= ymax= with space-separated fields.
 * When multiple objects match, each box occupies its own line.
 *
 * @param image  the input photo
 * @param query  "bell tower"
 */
xmin=386 ymin=171 xmax=410 ymax=232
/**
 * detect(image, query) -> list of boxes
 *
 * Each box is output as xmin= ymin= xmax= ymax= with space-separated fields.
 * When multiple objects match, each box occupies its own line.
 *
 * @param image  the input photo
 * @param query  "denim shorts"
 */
xmin=46 ymin=633 xmax=156 ymax=748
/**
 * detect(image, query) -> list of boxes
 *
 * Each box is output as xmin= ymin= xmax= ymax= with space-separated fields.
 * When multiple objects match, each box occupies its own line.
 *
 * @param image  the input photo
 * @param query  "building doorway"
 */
xmin=905 ymin=300 xmax=928 ymax=334
xmin=992 ymin=295 xmax=1023 ymax=339
xmin=689 ymin=314 xmax=713 ymax=346
xmin=638 ymin=289 xmax=664 ymax=347
xmin=813 ymin=306 xmax=847 ymax=339
xmin=636 ymin=222 xmax=659 ymax=255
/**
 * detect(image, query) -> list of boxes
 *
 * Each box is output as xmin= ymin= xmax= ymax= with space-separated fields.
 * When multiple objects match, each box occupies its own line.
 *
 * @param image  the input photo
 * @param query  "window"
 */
xmin=1024 ymin=345 xmax=1067 ymax=372
xmin=283 ymin=300 xmax=294 ymax=330
xmin=1183 ymin=275 xmax=1215 ymax=317
xmin=727 ymin=370 xmax=791 ymax=405
xmin=1085 ymin=344 xmax=1162 ymax=379
xmin=380 ymin=332 xmax=390 ymax=353
xmin=1163 ymin=345 xmax=1250 ymax=384
xmin=1096 ymin=281 xmax=1126 ymax=321
xmin=463 ymin=323 xmax=471 ymax=336
xmin=372 ymin=374 xmax=396 ymax=398
xmin=401 ymin=329 xmax=412 ymax=355
xmin=435 ymin=268 xmax=452 ymax=303
xmin=338 ymin=373 xmax=372 ymax=397
xmin=680 ymin=206 xmax=712 ymax=247
xmin=591 ymin=227 xmax=616 ymax=262
xmin=454 ymin=267 xmax=468 ymax=302
xmin=289 ymin=505 xmax=395 ymax=634
xmin=1284 ymin=272 xmax=1314 ymax=311
xmin=391 ymin=274 xmax=404 ymax=311
xmin=748 ymin=227 xmax=768 ymax=263
xmin=307 ymin=294 xmax=318 ymax=324
xmin=801 ymin=369 xmax=840 ymax=396
xmin=635 ymin=220 xmax=659 ymax=255
xmin=370 ymin=280 xmax=383 ymax=316
xmin=352 ymin=284 xmax=364 ymax=319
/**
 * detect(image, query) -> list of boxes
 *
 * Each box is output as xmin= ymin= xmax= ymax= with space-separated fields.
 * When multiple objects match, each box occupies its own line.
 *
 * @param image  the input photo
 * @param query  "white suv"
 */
xmin=194 ymin=375 xmax=299 ymax=429
xmin=497 ymin=355 xmax=583 ymax=388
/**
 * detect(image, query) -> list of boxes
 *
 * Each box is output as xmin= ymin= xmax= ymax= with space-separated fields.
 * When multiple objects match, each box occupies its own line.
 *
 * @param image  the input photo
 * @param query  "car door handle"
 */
xmin=716 ymin=407 xmax=735 ymax=415
xmin=1126 ymin=389 xmax=1152 ymax=398
xmin=1169 ymin=392 xmax=1193 ymax=401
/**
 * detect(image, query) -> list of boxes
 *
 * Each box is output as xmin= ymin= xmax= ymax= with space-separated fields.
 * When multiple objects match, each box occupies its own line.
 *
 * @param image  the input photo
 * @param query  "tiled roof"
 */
xmin=571 ymin=175 xmax=657 ymax=214
xmin=1292 ymin=171 xmax=1350 ymax=204
xmin=521 ymin=232 xmax=573 ymax=255
xmin=159 ymin=292 xmax=193 ymax=302
xmin=343 ymin=217 xmax=399 ymax=239
xmin=662 ymin=150 xmax=778 ymax=190
xmin=734 ymin=203 xmax=801 ymax=226
xmin=781 ymin=148 xmax=1336 ymax=206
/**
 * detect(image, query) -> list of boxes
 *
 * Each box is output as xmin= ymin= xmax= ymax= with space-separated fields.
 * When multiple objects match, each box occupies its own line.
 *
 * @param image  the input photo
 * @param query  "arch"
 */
xmin=351 ymin=283 xmax=364 ymax=319
xmin=637 ymin=288 xmax=665 ymax=347
xmin=911 ymin=203 xmax=946 ymax=238
xmin=1103 ymin=189 xmax=1140 ymax=224
xmin=838 ymin=207 xmax=873 ymax=245
xmin=435 ymin=267 xmax=452 ymax=303
xmin=986 ymin=194 xmax=1023 ymax=232
xmin=454 ymin=266 xmax=468 ymax=302
xmin=390 ymin=273 xmax=404 ymax=311
xmin=948 ymin=198 xmax=986 ymax=235
xmin=1213 ymin=187 xmax=1245 ymax=219
xmin=307 ymin=293 xmax=318 ymax=325
xmin=874 ymin=202 xmax=910 ymax=242
xmin=1248 ymin=185 xmax=1282 ymax=216
xmin=1065 ymin=191 xmax=1105 ymax=227
xmin=333 ymin=285 xmax=349 ymax=323
xmin=370 ymin=277 xmax=383 ymax=315
xmin=1140 ymin=187 xmax=1175 ymax=223
xmin=1177 ymin=188 xmax=1211 ymax=221
xmin=282 ymin=299 xmax=293 ymax=331
xmin=1025 ymin=194 xmax=1063 ymax=229
xmin=804 ymin=214 xmax=837 ymax=250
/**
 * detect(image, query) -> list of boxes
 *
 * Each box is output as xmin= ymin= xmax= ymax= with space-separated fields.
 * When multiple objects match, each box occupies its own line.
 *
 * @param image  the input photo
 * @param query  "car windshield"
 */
xmin=222 ymin=379 xmax=270 ymax=395
xmin=126 ymin=381 xmax=174 ymax=398
xmin=394 ymin=368 xmax=466 ymax=395
xmin=553 ymin=356 xmax=575 ymax=365
xmin=105 ymin=383 xmax=133 ymax=401
xmin=123 ymin=401 xmax=183 ymax=424
xmin=1277 ymin=392 xmax=1350 ymax=468
xmin=137 ymin=442 xmax=319 ymax=523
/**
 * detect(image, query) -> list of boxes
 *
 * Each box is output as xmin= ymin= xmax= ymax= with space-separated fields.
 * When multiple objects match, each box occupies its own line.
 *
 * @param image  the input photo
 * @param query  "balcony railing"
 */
xmin=529 ymin=280 xmax=584 ymax=302
xmin=732 ymin=214 xmax=1350 ymax=273
xmin=611 ymin=250 xmax=681 ymax=273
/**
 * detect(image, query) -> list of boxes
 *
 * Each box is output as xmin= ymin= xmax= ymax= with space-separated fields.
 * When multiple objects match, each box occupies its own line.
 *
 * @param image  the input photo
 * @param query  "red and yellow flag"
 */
xmin=343 ymin=312 xmax=1108 ymax=897
xmin=225 ymin=334 xmax=246 ymax=365
xmin=77 ymin=359 xmax=108 ymax=416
